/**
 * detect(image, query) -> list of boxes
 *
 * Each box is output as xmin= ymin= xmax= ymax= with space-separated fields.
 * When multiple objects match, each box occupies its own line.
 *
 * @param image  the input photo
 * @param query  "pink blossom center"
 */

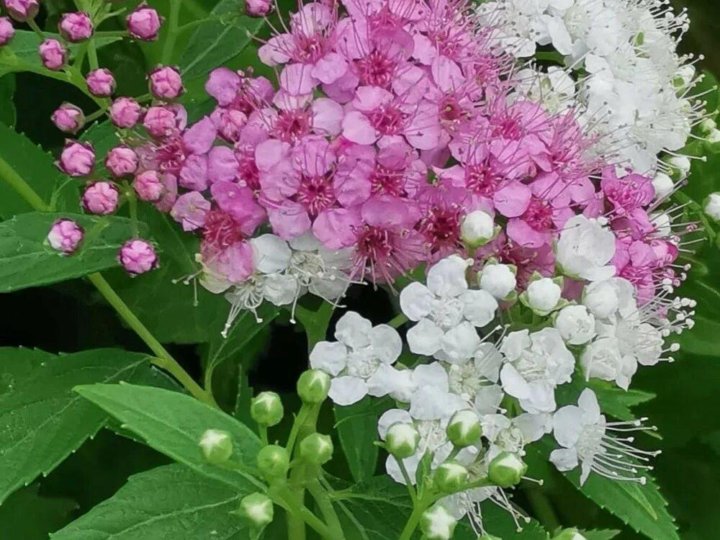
xmin=155 ymin=136 xmax=186 ymax=174
xmin=273 ymin=109 xmax=312 ymax=142
xmin=203 ymin=210 xmax=244 ymax=249
xmin=522 ymin=198 xmax=553 ymax=231
xmin=296 ymin=173 xmax=336 ymax=216
xmin=294 ymin=34 xmax=327 ymax=63
xmin=466 ymin=163 xmax=500 ymax=196
xmin=369 ymin=104 xmax=404 ymax=135
xmin=356 ymin=50 xmax=396 ymax=87
xmin=371 ymin=165 xmax=406 ymax=196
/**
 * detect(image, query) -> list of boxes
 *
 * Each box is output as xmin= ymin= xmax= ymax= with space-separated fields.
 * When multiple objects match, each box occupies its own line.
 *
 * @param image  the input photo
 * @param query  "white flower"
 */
xmin=309 ymin=312 xmax=402 ymax=406
xmin=499 ymin=328 xmax=575 ymax=413
xmin=582 ymin=277 xmax=636 ymax=319
xmin=481 ymin=412 xmax=550 ymax=460
xmin=401 ymin=256 xmax=498 ymax=362
xmin=251 ymin=234 xmax=292 ymax=273
xmin=478 ymin=263 xmax=517 ymax=300
xmin=555 ymin=305 xmax=596 ymax=345
xmin=556 ymin=216 xmax=616 ymax=282
xmin=408 ymin=363 xmax=467 ymax=421
xmin=550 ymin=389 xmax=658 ymax=484
xmin=652 ymin=172 xmax=674 ymax=200
xmin=446 ymin=342 xmax=504 ymax=412
xmin=525 ymin=277 xmax=562 ymax=314
xmin=460 ymin=210 xmax=495 ymax=247
xmin=287 ymin=233 xmax=352 ymax=301
xmin=704 ymin=193 xmax=720 ymax=223
xmin=580 ymin=336 xmax=637 ymax=390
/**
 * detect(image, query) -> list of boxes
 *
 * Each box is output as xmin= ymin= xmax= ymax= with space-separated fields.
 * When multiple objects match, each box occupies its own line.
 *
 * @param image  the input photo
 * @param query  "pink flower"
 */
xmin=126 ymin=3 xmax=162 ymax=41
xmin=171 ymin=191 xmax=211 ymax=231
xmin=4 ymin=0 xmax=38 ymax=22
xmin=133 ymin=170 xmax=164 ymax=201
xmin=210 ymin=182 xmax=266 ymax=236
xmin=0 ymin=16 xmax=15 ymax=46
xmin=58 ymin=11 xmax=93 ymax=43
xmin=82 ymin=181 xmax=119 ymax=215
xmin=47 ymin=219 xmax=83 ymax=254
xmin=246 ymin=0 xmax=272 ymax=17
xmin=51 ymin=103 xmax=84 ymax=134
xmin=38 ymin=39 xmax=67 ymax=71
xmin=110 ymin=97 xmax=143 ymax=129
xmin=119 ymin=239 xmax=158 ymax=275
xmin=86 ymin=68 xmax=116 ymax=97
xmin=57 ymin=140 xmax=94 ymax=176
xmin=105 ymin=146 xmax=139 ymax=177
xmin=200 ymin=210 xmax=256 ymax=287
xmin=149 ymin=66 xmax=184 ymax=100
xmin=601 ymin=167 xmax=655 ymax=216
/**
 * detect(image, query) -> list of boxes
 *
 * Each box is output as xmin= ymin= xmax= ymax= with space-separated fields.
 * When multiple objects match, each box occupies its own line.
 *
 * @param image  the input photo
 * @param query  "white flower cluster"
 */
xmin=480 ymin=0 xmax=704 ymax=173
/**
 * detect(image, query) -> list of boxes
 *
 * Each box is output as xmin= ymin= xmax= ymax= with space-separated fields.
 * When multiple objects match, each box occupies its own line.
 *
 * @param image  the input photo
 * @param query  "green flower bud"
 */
xmin=199 ymin=429 xmax=233 ymax=464
xmin=256 ymin=444 xmax=290 ymax=480
xmin=297 ymin=370 xmax=330 ymax=404
xmin=488 ymin=451 xmax=527 ymax=488
xmin=420 ymin=505 xmax=457 ymax=540
xmin=446 ymin=410 xmax=482 ymax=447
xmin=434 ymin=460 xmax=469 ymax=493
xmin=299 ymin=433 xmax=334 ymax=465
xmin=238 ymin=492 xmax=274 ymax=528
xmin=385 ymin=423 xmax=419 ymax=459
xmin=251 ymin=391 xmax=284 ymax=427
xmin=552 ymin=528 xmax=587 ymax=540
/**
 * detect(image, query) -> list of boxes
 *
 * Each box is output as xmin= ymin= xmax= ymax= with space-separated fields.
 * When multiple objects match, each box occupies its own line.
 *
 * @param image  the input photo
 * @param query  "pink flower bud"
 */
xmin=142 ymin=105 xmax=178 ymax=138
xmin=38 ymin=39 xmax=67 ymax=71
xmin=58 ymin=11 xmax=93 ymax=43
xmin=57 ymin=140 xmax=94 ymax=176
xmin=245 ymin=0 xmax=273 ymax=18
xmin=105 ymin=146 xmax=139 ymax=177
xmin=118 ymin=239 xmax=158 ymax=275
xmin=212 ymin=108 xmax=247 ymax=142
xmin=51 ymin=103 xmax=84 ymax=134
xmin=4 ymin=0 xmax=39 ymax=22
xmin=47 ymin=219 xmax=84 ymax=254
xmin=0 ymin=16 xmax=15 ymax=46
xmin=86 ymin=68 xmax=116 ymax=97
xmin=133 ymin=170 xmax=163 ymax=201
xmin=148 ymin=66 xmax=183 ymax=100
xmin=126 ymin=3 xmax=162 ymax=41
xmin=109 ymin=97 xmax=143 ymax=129
xmin=82 ymin=181 xmax=120 ymax=215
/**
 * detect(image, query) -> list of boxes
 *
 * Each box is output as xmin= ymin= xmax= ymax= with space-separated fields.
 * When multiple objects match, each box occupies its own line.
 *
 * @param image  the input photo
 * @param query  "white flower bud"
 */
xmin=704 ymin=192 xmax=720 ymax=223
xmin=386 ymin=423 xmax=419 ymax=459
xmin=446 ymin=410 xmax=482 ymax=447
xmin=238 ymin=493 xmax=274 ymax=528
xmin=554 ymin=305 xmax=596 ymax=345
xmin=199 ymin=429 xmax=233 ymax=464
xmin=420 ymin=505 xmax=457 ymax=540
xmin=461 ymin=210 xmax=495 ymax=247
xmin=488 ymin=452 xmax=527 ymax=488
xmin=525 ymin=277 xmax=562 ymax=314
xmin=434 ymin=461 xmax=469 ymax=492
xmin=299 ymin=433 xmax=334 ymax=465
xmin=251 ymin=391 xmax=284 ymax=427
xmin=700 ymin=118 xmax=717 ymax=134
xmin=652 ymin=173 xmax=674 ymax=200
xmin=667 ymin=156 xmax=691 ymax=179
xmin=479 ymin=263 xmax=516 ymax=299
xmin=582 ymin=280 xmax=619 ymax=319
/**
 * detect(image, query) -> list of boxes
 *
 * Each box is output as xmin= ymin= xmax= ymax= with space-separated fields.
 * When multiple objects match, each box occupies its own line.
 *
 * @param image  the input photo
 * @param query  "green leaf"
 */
xmin=51 ymin=464 xmax=249 ymax=540
xmin=179 ymin=0 xmax=266 ymax=82
xmin=678 ymin=315 xmax=720 ymax=357
xmin=0 ymin=75 xmax=16 ymax=126
xmin=74 ymin=383 xmax=263 ymax=490
xmin=334 ymin=397 xmax=386 ymax=483
xmin=0 ymin=483 xmax=76 ymax=539
xmin=0 ymin=212 xmax=146 ymax=293
xmin=580 ymin=530 xmax=621 ymax=540
xmin=589 ymin=381 xmax=655 ymax=422
xmin=566 ymin=470 xmax=679 ymax=540
xmin=0 ymin=348 xmax=173 ymax=504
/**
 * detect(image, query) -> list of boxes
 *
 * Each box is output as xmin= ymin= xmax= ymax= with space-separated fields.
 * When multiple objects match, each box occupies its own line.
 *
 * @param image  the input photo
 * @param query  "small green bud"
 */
xmin=446 ymin=410 xmax=482 ymax=447
xmin=238 ymin=492 xmax=274 ymax=528
xmin=251 ymin=391 xmax=284 ymax=427
xmin=434 ymin=460 xmax=469 ymax=493
xmin=299 ymin=433 xmax=334 ymax=465
xmin=385 ymin=423 xmax=419 ymax=459
xmin=420 ymin=505 xmax=457 ymax=540
xmin=297 ymin=369 xmax=331 ymax=404
xmin=488 ymin=451 xmax=527 ymax=488
xmin=552 ymin=528 xmax=587 ymax=540
xmin=256 ymin=444 xmax=290 ymax=480
xmin=199 ymin=429 xmax=233 ymax=464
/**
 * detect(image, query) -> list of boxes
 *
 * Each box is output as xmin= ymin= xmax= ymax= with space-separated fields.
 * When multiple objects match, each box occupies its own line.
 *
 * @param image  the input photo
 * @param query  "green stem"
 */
xmin=525 ymin=487 xmax=561 ymax=532
xmin=0 ymin=155 xmax=51 ymax=211
xmin=26 ymin=19 xmax=46 ymax=40
xmin=87 ymin=273 xmax=217 ymax=407
xmin=388 ymin=312 xmax=408 ymax=328
xmin=161 ymin=0 xmax=181 ymax=64
xmin=398 ymin=496 xmax=433 ymax=540
xmin=308 ymin=481 xmax=345 ymax=540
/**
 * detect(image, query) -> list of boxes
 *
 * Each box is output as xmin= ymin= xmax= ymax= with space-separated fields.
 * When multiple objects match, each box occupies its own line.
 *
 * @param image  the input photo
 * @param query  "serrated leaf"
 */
xmin=179 ymin=0 xmax=266 ymax=82
xmin=0 ymin=212 xmax=146 ymax=293
xmin=0 ymin=76 xmax=16 ymax=126
xmin=589 ymin=382 xmax=655 ymax=422
xmin=51 ymin=464 xmax=249 ymax=540
xmin=0 ymin=483 xmax=76 ymax=539
xmin=566 ymin=470 xmax=679 ymax=540
xmin=581 ymin=530 xmax=621 ymax=540
xmin=0 ymin=348 xmax=174 ymax=504
xmin=74 ymin=383 xmax=263 ymax=490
